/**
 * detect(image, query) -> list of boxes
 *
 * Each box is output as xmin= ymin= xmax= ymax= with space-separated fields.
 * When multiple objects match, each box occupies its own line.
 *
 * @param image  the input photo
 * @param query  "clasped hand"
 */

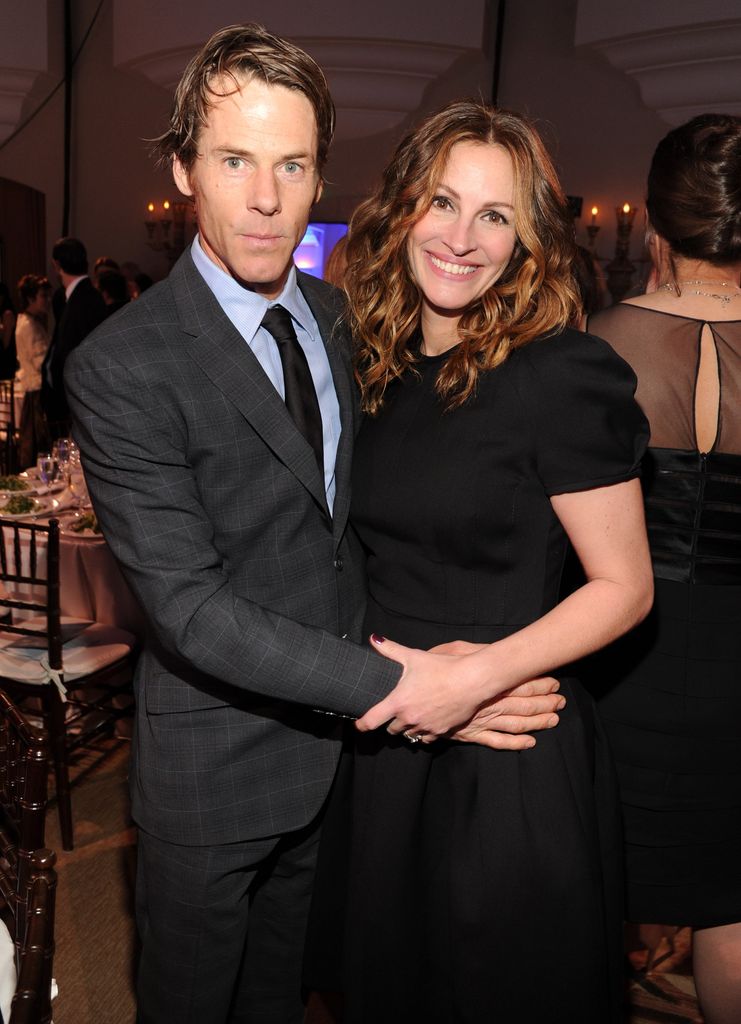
xmin=356 ymin=637 xmax=564 ymax=750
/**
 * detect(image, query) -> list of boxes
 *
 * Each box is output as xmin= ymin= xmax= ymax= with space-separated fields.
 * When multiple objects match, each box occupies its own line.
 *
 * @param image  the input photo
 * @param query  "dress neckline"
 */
xmin=617 ymin=303 xmax=741 ymax=326
xmin=417 ymin=341 xmax=462 ymax=365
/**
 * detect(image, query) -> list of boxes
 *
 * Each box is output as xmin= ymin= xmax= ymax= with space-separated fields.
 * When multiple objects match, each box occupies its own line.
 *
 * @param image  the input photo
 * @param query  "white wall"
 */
xmin=498 ymin=0 xmax=666 ymax=265
xmin=0 ymin=0 xmax=734 ymax=284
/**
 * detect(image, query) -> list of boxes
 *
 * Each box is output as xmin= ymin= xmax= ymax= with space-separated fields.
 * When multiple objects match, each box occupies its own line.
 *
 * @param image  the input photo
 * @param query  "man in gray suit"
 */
xmin=66 ymin=24 xmax=562 ymax=1024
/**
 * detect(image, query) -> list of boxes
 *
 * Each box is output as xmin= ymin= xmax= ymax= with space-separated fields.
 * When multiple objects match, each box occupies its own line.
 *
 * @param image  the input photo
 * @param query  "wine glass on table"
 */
xmin=52 ymin=438 xmax=75 ymax=505
xmin=66 ymin=441 xmax=87 ymax=508
xmin=36 ymin=452 xmax=59 ymax=489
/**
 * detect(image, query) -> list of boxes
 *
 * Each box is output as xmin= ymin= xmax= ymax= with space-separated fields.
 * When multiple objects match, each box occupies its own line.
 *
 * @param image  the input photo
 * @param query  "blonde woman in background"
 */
xmin=15 ymin=274 xmax=52 ymax=467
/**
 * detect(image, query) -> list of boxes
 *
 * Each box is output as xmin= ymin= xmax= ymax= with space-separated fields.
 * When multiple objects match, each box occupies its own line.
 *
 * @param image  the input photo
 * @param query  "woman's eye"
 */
xmin=431 ymin=196 xmax=451 ymax=210
xmin=484 ymin=210 xmax=508 ymax=225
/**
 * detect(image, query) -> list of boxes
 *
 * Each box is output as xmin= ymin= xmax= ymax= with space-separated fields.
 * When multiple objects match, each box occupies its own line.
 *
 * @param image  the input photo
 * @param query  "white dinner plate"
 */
xmin=58 ymin=520 xmax=103 ymax=541
xmin=0 ymin=480 xmax=36 ymax=499
xmin=1 ymin=474 xmax=65 ymax=498
xmin=0 ymin=497 xmax=51 ymax=520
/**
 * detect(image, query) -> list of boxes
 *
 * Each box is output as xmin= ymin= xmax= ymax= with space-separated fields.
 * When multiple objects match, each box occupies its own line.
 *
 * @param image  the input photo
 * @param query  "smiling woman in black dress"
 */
xmin=307 ymin=102 xmax=653 ymax=1023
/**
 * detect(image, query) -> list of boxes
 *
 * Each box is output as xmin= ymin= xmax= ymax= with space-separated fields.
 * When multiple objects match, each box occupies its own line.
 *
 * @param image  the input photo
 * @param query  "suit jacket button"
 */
xmin=334 ymin=557 xmax=344 ymax=571
xmin=341 ymin=633 xmax=349 ymax=640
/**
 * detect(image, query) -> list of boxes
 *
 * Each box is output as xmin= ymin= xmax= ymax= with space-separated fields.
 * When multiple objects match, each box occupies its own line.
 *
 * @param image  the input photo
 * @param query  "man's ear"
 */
xmin=313 ymin=177 xmax=324 ymax=206
xmin=173 ymin=157 xmax=194 ymax=199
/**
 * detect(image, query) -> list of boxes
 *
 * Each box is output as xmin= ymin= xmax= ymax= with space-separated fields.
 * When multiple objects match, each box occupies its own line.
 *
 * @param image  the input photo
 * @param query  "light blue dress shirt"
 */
xmin=190 ymin=235 xmax=341 ymax=512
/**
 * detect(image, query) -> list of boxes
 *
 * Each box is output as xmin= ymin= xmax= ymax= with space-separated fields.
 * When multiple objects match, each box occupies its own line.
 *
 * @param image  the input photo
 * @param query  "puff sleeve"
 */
xmin=516 ymin=328 xmax=649 ymax=496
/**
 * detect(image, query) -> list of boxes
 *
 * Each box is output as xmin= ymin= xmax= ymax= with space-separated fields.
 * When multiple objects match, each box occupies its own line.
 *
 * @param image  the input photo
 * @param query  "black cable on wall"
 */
xmin=0 ymin=0 xmax=106 ymax=235
xmin=62 ymin=0 xmax=73 ymax=236
xmin=491 ymin=0 xmax=507 ymax=106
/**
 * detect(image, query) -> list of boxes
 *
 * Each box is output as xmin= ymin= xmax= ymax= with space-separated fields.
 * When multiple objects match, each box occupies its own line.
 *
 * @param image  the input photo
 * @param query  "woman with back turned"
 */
xmin=307 ymin=100 xmax=654 ymax=1023
xmin=588 ymin=114 xmax=741 ymax=1024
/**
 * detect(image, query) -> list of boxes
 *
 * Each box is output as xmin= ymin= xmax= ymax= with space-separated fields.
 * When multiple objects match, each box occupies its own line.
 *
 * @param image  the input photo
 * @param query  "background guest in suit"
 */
xmin=65 ymin=24 xmax=563 ymax=1024
xmin=97 ymin=268 xmax=130 ymax=317
xmin=42 ymin=236 xmax=106 ymax=437
xmin=15 ymin=273 xmax=52 ymax=467
xmin=92 ymin=255 xmax=121 ymax=288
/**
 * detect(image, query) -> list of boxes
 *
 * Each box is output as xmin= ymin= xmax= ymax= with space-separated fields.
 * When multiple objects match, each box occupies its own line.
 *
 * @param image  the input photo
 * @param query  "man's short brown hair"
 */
xmin=154 ymin=23 xmax=335 ymax=174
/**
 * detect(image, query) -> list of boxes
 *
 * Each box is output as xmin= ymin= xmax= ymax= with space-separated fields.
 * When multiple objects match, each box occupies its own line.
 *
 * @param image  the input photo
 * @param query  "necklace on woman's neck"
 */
xmin=659 ymin=278 xmax=741 ymax=308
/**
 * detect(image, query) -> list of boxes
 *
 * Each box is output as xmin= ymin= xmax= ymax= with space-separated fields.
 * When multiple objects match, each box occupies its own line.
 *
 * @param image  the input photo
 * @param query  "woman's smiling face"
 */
xmin=406 ymin=140 xmax=517 ymax=349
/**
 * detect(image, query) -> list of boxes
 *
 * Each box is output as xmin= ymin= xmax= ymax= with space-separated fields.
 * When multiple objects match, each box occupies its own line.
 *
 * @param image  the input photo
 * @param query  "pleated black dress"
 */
xmin=307 ymin=328 xmax=648 ymax=1023
xmin=587 ymin=305 xmax=741 ymax=929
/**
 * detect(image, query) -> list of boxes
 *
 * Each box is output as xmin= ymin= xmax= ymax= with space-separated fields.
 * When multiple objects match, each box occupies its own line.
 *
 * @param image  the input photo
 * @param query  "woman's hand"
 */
xmin=429 ymin=640 xmax=486 ymax=656
xmin=356 ymin=635 xmax=518 ymax=738
xmin=356 ymin=636 xmax=564 ymax=747
xmin=430 ymin=642 xmax=565 ymax=747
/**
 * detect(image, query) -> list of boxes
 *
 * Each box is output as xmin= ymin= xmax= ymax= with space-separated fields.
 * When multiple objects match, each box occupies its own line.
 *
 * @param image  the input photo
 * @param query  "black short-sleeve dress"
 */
xmin=309 ymin=328 xmax=648 ymax=1023
xmin=587 ymin=305 xmax=741 ymax=929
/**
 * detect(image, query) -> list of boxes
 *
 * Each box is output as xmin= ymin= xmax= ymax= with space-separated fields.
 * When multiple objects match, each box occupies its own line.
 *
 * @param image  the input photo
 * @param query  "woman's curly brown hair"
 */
xmin=346 ymin=101 xmax=581 ymax=413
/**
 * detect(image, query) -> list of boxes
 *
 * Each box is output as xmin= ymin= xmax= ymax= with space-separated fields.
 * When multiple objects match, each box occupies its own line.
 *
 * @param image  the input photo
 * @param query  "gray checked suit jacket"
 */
xmin=65 ymin=250 xmax=400 ymax=847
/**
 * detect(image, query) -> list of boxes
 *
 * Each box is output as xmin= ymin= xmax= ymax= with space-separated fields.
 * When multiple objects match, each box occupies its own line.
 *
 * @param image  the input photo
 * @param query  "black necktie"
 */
xmin=261 ymin=305 xmax=325 ymax=479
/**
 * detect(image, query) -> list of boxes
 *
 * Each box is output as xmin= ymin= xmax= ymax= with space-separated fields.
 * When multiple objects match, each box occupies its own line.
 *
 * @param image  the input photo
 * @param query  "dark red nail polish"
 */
xmin=370 ymin=634 xmax=385 ymax=644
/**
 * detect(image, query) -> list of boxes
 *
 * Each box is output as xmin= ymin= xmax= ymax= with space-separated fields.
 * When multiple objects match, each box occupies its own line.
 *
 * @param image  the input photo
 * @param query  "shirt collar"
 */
xmin=190 ymin=234 xmax=314 ymax=342
xmin=65 ymin=275 xmax=87 ymax=300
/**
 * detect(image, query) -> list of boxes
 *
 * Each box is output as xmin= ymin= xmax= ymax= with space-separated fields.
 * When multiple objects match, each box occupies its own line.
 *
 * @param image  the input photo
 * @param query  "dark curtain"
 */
xmin=0 ymin=177 xmax=46 ymax=302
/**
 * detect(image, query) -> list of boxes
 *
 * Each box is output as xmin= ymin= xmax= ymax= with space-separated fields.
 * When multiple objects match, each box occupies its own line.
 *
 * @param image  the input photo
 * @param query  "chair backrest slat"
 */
xmin=0 ymin=520 xmax=62 ymax=665
xmin=12 ymin=525 xmax=21 ymax=578
xmin=45 ymin=521 xmax=62 ymax=670
xmin=29 ymin=529 xmax=36 ymax=580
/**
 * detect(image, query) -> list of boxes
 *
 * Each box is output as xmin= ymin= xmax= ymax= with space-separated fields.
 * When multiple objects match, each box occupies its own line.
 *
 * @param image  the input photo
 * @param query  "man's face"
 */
xmin=173 ymin=76 xmax=323 ymax=298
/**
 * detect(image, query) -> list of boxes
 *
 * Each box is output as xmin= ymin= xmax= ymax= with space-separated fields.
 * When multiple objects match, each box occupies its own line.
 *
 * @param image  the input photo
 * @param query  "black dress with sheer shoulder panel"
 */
xmin=587 ymin=305 xmax=741 ymax=929
xmin=305 ymin=328 xmax=648 ymax=1023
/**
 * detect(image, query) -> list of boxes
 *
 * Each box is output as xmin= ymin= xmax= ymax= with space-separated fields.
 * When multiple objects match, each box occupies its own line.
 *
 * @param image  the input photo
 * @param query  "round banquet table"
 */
xmin=1 ymin=507 xmax=145 ymax=639
xmin=56 ymin=525 xmax=145 ymax=637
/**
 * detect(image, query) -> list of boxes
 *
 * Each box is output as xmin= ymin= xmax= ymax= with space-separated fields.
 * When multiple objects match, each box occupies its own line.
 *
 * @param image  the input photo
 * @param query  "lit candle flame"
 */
xmin=591 ymin=206 xmax=598 ymax=217
xmin=622 ymin=202 xmax=630 ymax=214
xmin=163 ymin=200 xmax=171 ymax=212
xmin=147 ymin=202 xmax=155 ymax=213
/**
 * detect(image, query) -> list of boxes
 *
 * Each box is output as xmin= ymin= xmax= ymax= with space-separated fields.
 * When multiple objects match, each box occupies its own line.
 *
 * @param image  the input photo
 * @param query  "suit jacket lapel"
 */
xmin=172 ymin=253 xmax=329 ymax=515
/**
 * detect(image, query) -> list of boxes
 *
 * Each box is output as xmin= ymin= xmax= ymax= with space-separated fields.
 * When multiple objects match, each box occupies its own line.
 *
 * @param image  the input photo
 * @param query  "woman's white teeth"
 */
xmin=430 ymin=255 xmax=476 ymax=275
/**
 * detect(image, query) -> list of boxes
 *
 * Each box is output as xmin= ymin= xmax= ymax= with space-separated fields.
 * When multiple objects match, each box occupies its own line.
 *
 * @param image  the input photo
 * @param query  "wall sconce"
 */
xmin=606 ymin=202 xmax=638 ymax=304
xmin=586 ymin=206 xmax=600 ymax=254
xmin=145 ymin=200 xmax=193 ymax=265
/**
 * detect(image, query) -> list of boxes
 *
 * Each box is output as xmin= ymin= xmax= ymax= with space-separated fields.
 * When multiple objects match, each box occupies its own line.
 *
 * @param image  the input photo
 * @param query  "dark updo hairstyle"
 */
xmin=646 ymin=113 xmax=741 ymax=266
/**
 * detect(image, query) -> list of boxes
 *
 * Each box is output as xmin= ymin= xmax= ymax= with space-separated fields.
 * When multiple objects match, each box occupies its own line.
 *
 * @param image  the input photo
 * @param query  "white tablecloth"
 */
xmin=2 ymin=516 xmax=145 ymax=639
xmin=57 ymin=529 xmax=144 ymax=636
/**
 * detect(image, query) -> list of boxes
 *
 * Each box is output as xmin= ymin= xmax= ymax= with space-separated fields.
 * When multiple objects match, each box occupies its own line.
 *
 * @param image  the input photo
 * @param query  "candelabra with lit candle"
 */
xmin=606 ymin=202 xmax=638 ymax=304
xmin=586 ymin=206 xmax=600 ymax=253
xmin=144 ymin=199 xmax=192 ymax=265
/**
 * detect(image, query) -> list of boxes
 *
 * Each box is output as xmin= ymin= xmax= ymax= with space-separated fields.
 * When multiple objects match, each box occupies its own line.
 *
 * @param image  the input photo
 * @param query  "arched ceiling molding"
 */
xmin=0 ymin=69 xmax=45 ymax=144
xmin=0 ymin=0 xmax=48 ymax=143
xmin=575 ymin=3 xmax=741 ymax=125
xmin=117 ymin=37 xmax=471 ymax=140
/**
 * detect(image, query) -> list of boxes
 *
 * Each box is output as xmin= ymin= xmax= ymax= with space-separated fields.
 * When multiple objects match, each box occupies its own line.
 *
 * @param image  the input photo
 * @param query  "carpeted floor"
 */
xmin=45 ymin=740 xmax=704 ymax=1024
xmin=45 ymin=740 xmax=138 ymax=1024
